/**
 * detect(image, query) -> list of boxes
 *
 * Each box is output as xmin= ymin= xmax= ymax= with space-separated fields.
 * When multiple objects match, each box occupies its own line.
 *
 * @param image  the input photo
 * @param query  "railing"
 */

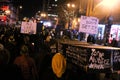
xmin=58 ymin=40 xmax=120 ymax=73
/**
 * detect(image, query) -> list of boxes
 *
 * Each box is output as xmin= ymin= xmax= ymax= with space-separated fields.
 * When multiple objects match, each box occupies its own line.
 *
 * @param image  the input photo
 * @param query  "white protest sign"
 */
xmin=21 ymin=22 xmax=37 ymax=34
xmin=79 ymin=16 xmax=99 ymax=34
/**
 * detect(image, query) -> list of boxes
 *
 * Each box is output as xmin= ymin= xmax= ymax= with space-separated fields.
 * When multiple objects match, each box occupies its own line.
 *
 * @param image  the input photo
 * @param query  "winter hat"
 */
xmin=52 ymin=53 xmax=66 ymax=78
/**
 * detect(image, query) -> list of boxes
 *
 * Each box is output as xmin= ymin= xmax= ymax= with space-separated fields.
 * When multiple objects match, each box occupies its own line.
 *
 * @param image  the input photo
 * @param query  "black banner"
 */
xmin=62 ymin=44 xmax=112 ymax=73
xmin=87 ymin=49 xmax=111 ymax=73
xmin=66 ymin=45 xmax=87 ymax=69
xmin=60 ymin=42 xmax=120 ymax=73
xmin=112 ymin=50 xmax=120 ymax=71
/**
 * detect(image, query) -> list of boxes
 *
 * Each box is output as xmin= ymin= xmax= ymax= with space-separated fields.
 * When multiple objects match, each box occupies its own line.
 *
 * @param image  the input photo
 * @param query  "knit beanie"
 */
xmin=52 ymin=53 xmax=66 ymax=78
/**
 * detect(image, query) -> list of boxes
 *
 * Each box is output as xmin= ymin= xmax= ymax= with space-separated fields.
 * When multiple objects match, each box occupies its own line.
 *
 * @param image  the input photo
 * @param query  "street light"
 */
xmin=67 ymin=3 xmax=75 ymax=8
xmin=5 ymin=10 xmax=10 ymax=15
xmin=19 ymin=6 xmax=22 ymax=9
xmin=38 ymin=11 xmax=40 ymax=13
xmin=41 ymin=13 xmax=47 ymax=17
xmin=17 ymin=5 xmax=23 ymax=21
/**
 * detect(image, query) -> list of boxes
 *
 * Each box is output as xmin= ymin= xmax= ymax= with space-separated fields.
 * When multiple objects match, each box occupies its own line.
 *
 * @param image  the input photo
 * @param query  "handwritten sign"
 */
xmin=62 ymin=44 xmax=111 ymax=72
xmin=88 ymin=49 xmax=110 ymax=70
xmin=79 ymin=16 xmax=99 ymax=34
xmin=63 ymin=45 xmax=88 ymax=71
xmin=60 ymin=42 xmax=120 ymax=73
xmin=113 ymin=51 xmax=120 ymax=71
xmin=21 ymin=22 xmax=37 ymax=34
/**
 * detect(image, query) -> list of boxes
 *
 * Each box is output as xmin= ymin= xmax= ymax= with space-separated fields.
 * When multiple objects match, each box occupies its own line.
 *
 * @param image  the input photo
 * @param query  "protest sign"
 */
xmin=79 ymin=16 xmax=99 ymax=34
xmin=21 ymin=22 xmax=37 ymax=34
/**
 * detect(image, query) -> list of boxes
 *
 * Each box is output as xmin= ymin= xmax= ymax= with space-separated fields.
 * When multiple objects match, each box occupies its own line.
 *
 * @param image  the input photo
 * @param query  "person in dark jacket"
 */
xmin=111 ymin=38 xmax=118 ymax=47
xmin=87 ymin=35 xmax=95 ymax=44
xmin=0 ymin=44 xmax=23 ymax=80
xmin=14 ymin=45 xmax=39 ymax=80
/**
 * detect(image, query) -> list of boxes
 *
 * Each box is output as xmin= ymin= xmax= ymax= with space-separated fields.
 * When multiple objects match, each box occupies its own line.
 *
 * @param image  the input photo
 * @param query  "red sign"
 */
xmin=1 ymin=6 xmax=9 ymax=11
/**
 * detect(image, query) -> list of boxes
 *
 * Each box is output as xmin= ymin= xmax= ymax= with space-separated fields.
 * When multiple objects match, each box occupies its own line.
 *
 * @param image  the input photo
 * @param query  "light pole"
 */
xmin=17 ymin=5 xmax=22 ymax=21
xmin=67 ymin=3 xmax=75 ymax=29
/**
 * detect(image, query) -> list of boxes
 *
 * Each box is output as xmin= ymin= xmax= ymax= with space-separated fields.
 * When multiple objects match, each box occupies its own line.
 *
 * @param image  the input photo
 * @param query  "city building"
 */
xmin=39 ymin=0 xmax=58 ymax=28
xmin=0 ymin=0 xmax=18 ymax=25
xmin=47 ymin=0 xmax=58 ymax=18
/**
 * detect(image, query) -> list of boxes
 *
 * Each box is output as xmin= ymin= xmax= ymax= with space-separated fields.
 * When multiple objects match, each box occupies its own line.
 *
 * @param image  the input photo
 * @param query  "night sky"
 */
xmin=13 ymin=0 xmax=43 ymax=18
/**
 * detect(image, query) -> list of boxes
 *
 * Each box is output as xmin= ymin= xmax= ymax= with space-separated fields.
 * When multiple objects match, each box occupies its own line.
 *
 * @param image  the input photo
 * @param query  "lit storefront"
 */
xmin=0 ymin=2 xmax=17 ymax=25
xmin=109 ymin=25 xmax=120 ymax=41
xmin=96 ymin=24 xmax=105 ymax=40
xmin=0 ymin=5 xmax=10 ymax=24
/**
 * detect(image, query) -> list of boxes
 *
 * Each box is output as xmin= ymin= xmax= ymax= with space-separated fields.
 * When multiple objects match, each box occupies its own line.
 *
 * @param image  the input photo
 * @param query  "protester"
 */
xmin=111 ymin=38 xmax=118 ymax=47
xmin=109 ymin=34 xmax=113 ymax=44
xmin=0 ymin=44 xmax=23 ymax=80
xmin=52 ymin=52 xmax=66 ymax=80
xmin=14 ymin=45 xmax=39 ymax=80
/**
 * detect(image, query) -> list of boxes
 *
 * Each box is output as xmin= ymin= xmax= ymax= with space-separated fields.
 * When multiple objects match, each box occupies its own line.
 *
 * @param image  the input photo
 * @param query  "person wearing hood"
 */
xmin=52 ymin=52 xmax=66 ymax=80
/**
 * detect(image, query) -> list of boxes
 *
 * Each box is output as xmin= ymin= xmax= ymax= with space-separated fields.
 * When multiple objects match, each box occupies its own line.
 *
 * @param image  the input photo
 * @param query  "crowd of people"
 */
xmin=0 ymin=24 xmax=60 ymax=80
xmin=0 ymin=24 xmax=120 ymax=80
xmin=0 ymin=24 xmax=83 ymax=80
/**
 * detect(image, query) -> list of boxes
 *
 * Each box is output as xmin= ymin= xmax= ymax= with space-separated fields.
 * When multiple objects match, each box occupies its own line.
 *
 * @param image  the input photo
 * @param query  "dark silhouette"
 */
xmin=14 ymin=45 xmax=39 ymax=80
xmin=0 ymin=45 xmax=23 ymax=80
xmin=111 ymin=38 xmax=118 ymax=47
xmin=87 ymin=35 xmax=95 ymax=44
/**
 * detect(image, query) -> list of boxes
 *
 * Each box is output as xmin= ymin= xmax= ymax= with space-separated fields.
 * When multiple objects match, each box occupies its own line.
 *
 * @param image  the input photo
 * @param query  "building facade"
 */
xmin=0 ymin=0 xmax=18 ymax=25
